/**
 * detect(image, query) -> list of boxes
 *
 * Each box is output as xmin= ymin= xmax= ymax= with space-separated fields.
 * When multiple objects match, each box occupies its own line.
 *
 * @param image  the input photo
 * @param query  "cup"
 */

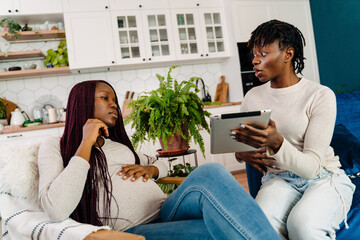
xmin=48 ymin=108 xmax=57 ymax=123
xmin=57 ymin=22 xmax=64 ymax=30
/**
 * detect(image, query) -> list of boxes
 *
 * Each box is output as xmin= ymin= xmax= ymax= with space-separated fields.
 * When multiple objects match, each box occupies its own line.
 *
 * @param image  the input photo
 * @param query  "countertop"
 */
xmin=0 ymin=122 xmax=65 ymax=134
xmin=203 ymin=101 xmax=241 ymax=109
xmin=1 ymin=102 xmax=241 ymax=134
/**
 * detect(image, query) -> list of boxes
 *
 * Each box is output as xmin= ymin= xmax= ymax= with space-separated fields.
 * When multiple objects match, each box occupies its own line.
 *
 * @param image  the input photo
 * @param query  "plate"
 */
xmin=156 ymin=148 xmax=188 ymax=156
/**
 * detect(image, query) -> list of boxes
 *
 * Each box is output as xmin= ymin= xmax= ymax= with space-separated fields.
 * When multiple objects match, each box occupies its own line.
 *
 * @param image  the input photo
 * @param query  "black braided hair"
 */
xmin=248 ymin=19 xmax=306 ymax=75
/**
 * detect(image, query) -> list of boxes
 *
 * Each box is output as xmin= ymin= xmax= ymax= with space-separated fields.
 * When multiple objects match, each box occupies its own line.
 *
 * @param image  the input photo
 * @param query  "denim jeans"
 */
xmin=126 ymin=163 xmax=280 ymax=240
xmin=255 ymin=168 xmax=355 ymax=240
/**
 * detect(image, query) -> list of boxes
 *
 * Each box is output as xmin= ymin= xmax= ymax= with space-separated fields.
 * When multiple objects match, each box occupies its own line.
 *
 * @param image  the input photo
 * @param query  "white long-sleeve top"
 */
xmin=240 ymin=78 xmax=341 ymax=179
xmin=38 ymin=137 xmax=168 ymax=230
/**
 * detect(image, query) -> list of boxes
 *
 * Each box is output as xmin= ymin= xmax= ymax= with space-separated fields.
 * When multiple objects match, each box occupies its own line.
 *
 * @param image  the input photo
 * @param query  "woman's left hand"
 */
xmin=118 ymin=165 xmax=159 ymax=182
xmin=231 ymin=119 xmax=284 ymax=153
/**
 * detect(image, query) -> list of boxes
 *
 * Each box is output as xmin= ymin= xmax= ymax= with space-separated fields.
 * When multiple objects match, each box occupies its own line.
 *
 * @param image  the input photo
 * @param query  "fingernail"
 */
xmin=231 ymin=131 xmax=236 ymax=134
xmin=231 ymin=136 xmax=236 ymax=139
xmin=240 ymin=125 xmax=245 ymax=129
xmin=131 ymin=178 xmax=135 ymax=181
xmin=272 ymin=165 xmax=276 ymax=168
xmin=122 ymin=176 xmax=127 ymax=179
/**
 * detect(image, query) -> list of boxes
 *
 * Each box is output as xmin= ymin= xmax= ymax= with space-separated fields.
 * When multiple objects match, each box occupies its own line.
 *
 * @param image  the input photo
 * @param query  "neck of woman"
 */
xmin=270 ymin=71 xmax=300 ymax=88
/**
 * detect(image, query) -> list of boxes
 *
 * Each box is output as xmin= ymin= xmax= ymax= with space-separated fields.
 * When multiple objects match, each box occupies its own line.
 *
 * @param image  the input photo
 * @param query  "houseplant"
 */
xmin=0 ymin=98 xmax=8 ymax=126
xmin=43 ymin=40 xmax=69 ymax=68
xmin=124 ymin=65 xmax=211 ymax=157
xmin=0 ymin=19 xmax=21 ymax=34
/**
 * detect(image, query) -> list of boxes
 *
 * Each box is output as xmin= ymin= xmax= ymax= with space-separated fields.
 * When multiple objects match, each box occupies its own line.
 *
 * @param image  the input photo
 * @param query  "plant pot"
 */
xmin=3 ymin=22 xmax=9 ymax=33
xmin=159 ymin=131 xmax=188 ymax=151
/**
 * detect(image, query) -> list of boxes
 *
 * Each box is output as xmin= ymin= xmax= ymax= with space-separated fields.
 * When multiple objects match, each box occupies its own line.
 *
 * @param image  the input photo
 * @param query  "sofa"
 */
xmin=246 ymin=90 xmax=360 ymax=239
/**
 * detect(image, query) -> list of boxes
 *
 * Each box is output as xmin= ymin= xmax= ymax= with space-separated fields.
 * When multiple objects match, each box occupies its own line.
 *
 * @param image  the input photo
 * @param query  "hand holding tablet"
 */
xmin=210 ymin=110 xmax=272 ymax=154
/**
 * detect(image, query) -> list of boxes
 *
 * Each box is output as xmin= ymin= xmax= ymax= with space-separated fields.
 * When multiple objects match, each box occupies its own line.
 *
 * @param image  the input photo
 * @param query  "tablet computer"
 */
xmin=210 ymin=110 xmax=272 ymax=154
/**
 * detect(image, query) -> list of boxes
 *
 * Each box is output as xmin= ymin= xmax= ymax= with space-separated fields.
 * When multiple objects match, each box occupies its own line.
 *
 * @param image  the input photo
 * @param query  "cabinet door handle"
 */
xmin=197 ymin=3 xmax=200 ymax=7
xmin=143 ymin=58 xmax=146 ymax=61
xmin=139 ymin=5 xmax=142 ymax=8
xmin=200 ymin=54 xmax=203 ymax=57
xmin=105 ymin=6 xmax=108 ymax=9
xmin=15 ymin=9 xmax=19 ymax=12
xmin=148 ymin=58 xmax=151 ymax=61
xmin=206 ymin=54 xmax=209 ymax=57
xmin=7 ymin=134 xmax=23 ymax=138
xmin=112 ymin=61 xmax=115 ymax=64
xmin=8 ymin=10 xmax=11 ymax=13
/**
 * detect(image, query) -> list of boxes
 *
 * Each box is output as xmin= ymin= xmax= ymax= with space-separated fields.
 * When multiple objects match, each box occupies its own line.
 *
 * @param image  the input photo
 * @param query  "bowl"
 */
xmin=8 ymin=66 xmax=21 ymax=71
xmin=24 ymin=63 xmax=37 ymax=70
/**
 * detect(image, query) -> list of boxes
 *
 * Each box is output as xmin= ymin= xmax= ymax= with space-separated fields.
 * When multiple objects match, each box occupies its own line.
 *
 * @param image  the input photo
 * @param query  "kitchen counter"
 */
xmin=0 ymin=122 xmax=65 ymax=134
xmin=203 ymin=101 xmax=241 ymax=109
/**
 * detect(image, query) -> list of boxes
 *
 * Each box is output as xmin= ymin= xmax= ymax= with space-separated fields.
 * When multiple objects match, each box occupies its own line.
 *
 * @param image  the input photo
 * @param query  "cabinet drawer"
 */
xmin=0 ymin=127 xmax=61 ymax=145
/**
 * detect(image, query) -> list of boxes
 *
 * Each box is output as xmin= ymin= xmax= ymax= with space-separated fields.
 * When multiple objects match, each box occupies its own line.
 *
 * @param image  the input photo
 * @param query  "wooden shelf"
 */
xmin=0 ymin=30 xmax=66 ymax=41
xmin=0 ymin=67 xmax=71 ymax=80
xmin=0 ymin=50 xmax=45 ymax=61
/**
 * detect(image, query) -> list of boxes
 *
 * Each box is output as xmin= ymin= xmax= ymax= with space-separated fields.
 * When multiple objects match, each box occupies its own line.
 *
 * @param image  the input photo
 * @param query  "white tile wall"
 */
xmin=0 ymin=39 xmax=223 ymax=118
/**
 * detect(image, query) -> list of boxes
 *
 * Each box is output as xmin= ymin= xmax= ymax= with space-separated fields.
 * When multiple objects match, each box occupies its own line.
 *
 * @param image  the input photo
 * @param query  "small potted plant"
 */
xmin=43 ymin=40 xmax=69 ymax=68
xmin=124 ymin=65 xmax=211 ymax=157
xmin=0 ymin=98 xmax=8 ymax=126
xmin=0 ymin=18 xmax=21 ymax=35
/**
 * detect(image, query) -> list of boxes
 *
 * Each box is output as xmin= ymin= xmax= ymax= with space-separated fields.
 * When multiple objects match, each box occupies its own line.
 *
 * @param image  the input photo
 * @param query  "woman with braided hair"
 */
xmin=37 ymin=80 xmax=281 ymax=239
xmin=231 ymin=20 xmax=355 ymax=239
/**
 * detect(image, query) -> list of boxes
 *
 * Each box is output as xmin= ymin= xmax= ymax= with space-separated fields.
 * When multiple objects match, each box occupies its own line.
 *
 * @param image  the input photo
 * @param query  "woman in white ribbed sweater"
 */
xmin=231 ymin=20 xmax=355 ymax=239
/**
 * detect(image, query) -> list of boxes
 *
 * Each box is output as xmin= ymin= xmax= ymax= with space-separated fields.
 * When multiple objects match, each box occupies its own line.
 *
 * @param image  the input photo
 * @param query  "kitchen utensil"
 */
xmin=195 ymin=78 xmax=212 ymax=102
xmin=214 ymin=75 xmax=229 ymax=104
xmin=122 ymin=91 xmax=135 ymax=119
xmin=8 ymin=66 xmax=21 ymax=71
xmin=10 ymin=108 xmax=26 ymax=126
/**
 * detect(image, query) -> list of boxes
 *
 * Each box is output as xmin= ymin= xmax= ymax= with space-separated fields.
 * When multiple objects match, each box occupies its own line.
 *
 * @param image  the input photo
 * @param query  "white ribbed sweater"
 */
xmin=241 ymin=78 xmax=341 ymax=179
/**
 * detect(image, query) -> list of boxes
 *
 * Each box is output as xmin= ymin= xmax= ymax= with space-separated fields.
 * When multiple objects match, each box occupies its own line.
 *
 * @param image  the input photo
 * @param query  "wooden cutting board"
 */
xmin=214 ymin=75 xmax=229 ymax=104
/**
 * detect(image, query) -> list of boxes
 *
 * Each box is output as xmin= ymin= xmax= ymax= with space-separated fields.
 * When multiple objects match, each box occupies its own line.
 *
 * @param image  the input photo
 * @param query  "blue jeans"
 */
xmin=126 ymin=163 xmax=280 ymax=240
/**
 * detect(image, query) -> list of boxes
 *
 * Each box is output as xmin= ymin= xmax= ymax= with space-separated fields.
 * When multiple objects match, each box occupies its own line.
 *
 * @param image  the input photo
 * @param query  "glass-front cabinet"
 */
xmin=171 ymin=9 xmax=203 ymax=60
xmin=112 ymin=12 xmax=145 ymax=64
xmin=202 ymin=11 xmax=225 ymax=54
xmin=171 ymin=8 xmax=228 ymax=60
xmin=111 ymin=10 xmax=175 ymax=64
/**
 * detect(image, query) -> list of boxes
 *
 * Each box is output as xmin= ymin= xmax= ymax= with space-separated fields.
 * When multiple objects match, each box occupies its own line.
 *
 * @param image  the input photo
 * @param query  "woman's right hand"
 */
xmin=82 ymin=119 xmax=109 ymax=145
xmin=235 ymin=148 xmax=276 ymax=175
xmin=75 ymin=119 xmax=109 ymax=162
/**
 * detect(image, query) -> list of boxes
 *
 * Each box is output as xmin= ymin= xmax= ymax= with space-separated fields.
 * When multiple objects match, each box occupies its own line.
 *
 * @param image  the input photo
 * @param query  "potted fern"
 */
xmin=124 ymin=65 xmax=211 ymax=157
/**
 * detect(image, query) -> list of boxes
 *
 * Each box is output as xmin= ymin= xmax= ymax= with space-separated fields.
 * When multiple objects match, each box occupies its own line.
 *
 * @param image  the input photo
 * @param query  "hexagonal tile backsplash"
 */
xmin=1 ymin=64 xmax=223 ymax=118
xmin=0 ymin=41 xmax=223 ymax=118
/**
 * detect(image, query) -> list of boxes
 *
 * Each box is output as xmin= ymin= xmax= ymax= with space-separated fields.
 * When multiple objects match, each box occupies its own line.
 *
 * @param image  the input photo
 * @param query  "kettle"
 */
xmin=10 ymin=108 xmax=26 ymax=126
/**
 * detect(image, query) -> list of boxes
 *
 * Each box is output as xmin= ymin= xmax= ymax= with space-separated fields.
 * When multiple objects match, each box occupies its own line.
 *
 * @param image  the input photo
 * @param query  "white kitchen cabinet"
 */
xmin=63 ymin=0 xmax=230 ymax=71
xmin=0 ymin=127 xmax=62 ymax=145
xmin=110 ymin=0 xmax=170 ymax=11
xmin=190 ymin=104 xmax=245 ymax=172
xmin=231 ymin=0 xmax=320 ymax=83
xmin=64 ymin=12 xmax=116 ymax=71
xmin=111 ymin=9 xmax=176 ymax=65
xmin=0 ymin=0 xmax=63 ymax=15
xmin=62 ymin=0 xmax=110 ymax=13
xmin=171 ymin=7 xmax=229 ymax=60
